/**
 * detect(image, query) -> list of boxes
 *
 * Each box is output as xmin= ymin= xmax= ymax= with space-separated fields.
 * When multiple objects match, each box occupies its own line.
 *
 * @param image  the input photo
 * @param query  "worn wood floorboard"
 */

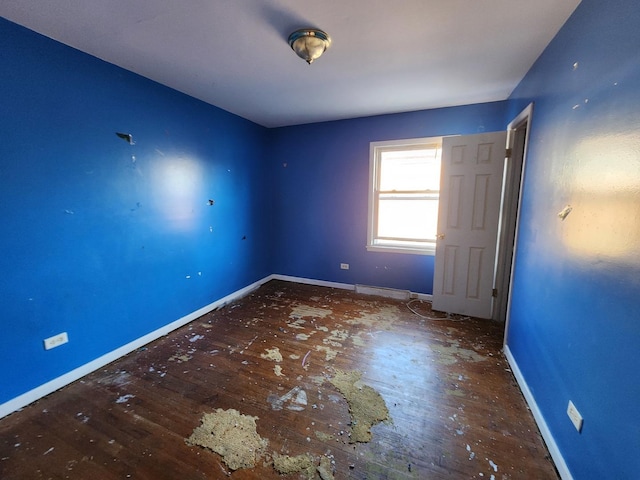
xmin=0 ymin=280 xmax=558 ymax=479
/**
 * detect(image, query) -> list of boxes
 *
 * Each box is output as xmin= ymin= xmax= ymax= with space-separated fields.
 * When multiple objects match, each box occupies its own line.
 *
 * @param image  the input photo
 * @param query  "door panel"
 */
xmin=432 ymin=131 xmax=507 ymax=319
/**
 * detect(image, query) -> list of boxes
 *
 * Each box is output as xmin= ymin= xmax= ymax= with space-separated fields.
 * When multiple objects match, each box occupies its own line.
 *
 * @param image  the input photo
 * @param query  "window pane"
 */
xmin=379 ymin=148 xmax=441 ymax=191
xmin=378 ymin=199 xmax=438 ymax=240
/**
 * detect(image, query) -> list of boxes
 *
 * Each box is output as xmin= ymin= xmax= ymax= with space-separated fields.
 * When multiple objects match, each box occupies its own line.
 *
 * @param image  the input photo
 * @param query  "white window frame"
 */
xmin=367 ymin=137 xmax=442 ymax=256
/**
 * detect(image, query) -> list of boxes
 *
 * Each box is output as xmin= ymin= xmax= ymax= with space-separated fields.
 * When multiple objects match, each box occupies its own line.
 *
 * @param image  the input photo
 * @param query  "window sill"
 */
xmin=366 ymin=244 xmax=435 ymax=256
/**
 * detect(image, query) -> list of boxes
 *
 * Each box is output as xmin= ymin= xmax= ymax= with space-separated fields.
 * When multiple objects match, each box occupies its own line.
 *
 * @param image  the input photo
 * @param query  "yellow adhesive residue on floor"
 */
xmin=186 ymin=409 xmax=268 ymax=470
xmin=260 ymin=347 xmax=283 ymax=362
xmin=168 ymin=353 xmax=192 ymax=363
xmin=329 ymin=370 xmax=390 ymax=443
xmin=317 ymin=455 xmax=335 ymax=480
xmin=272 ymin=453 xmax=335 ymax=480
xmin=315 ymin=345 xmax=338 ymax=361
xmin=430 ymin=341 xmax=487 ymax=365
xmin=272 ymin=452 xmax=315 ymax=476
xmin=290 ymin=304 xmax=333 ymax=319
xmin=346 ymin=305 xmax=400 ymax=330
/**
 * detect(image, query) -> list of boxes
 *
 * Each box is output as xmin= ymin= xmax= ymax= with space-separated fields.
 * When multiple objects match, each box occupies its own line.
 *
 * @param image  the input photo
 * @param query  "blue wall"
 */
xmin=269 ymin=102 xmax=507 ymax=294
xmin=0 ymin=19 xmax=272 ymax=404
xmin=506 ymin=0 xmax=640 ymax=477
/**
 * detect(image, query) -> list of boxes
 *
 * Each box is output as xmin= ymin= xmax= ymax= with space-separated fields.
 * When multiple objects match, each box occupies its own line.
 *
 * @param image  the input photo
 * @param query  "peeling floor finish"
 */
xmin=0 ymin=280 xmax=559 ymax=479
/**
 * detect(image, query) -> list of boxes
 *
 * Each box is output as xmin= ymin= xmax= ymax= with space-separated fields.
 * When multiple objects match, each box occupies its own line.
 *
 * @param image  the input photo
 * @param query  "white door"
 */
xmin=432 ymin=131 xmax=507 ymax=319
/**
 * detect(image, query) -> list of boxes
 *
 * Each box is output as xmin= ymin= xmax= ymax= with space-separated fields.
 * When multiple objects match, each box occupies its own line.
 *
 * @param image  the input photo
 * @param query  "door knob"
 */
xmin=436 ymin=233 xmax=445 ymax=239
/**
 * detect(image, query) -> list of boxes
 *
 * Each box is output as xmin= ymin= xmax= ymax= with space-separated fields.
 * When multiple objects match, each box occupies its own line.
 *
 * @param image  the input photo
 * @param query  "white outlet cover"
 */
xmin=567 ymin=400 xmax=584 ymax=432
xmin=44 ymin=332 xmax=69 ymax=350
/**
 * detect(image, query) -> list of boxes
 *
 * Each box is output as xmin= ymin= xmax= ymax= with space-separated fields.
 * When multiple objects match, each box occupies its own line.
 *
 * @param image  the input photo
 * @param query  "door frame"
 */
xmin=494 ymin=103 xmax=534 ymax=337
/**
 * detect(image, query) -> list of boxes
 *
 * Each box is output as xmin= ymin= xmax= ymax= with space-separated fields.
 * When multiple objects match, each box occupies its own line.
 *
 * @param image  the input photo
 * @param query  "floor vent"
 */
xmin=354 ymin=284 xmax=411 ymax=301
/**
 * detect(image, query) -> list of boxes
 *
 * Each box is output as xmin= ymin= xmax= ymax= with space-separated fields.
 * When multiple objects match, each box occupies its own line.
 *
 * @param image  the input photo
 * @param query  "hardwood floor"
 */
xmin=0 ymin=280 xmax=558 ymax=479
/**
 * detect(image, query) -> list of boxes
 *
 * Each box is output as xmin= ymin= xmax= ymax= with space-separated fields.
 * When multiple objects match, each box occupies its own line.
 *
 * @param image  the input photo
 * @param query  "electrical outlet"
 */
xmin=44 ymin=332 xmax=69 ymax=350
xmin=567 ymin=400 xmax=583 ymax=432
xmin=340 ymin=263 xmax=349 ymax=270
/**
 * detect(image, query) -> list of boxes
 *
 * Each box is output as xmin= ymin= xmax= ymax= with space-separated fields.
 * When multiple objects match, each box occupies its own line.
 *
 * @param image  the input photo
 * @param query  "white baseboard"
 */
xmin=412 ymin=292 xmax=433 ymax=301
xmin=504 ymin=345 xmax=573 ymax=480
xmin=271 ymin=274 xmax=355 ymax=291
xmin=271 ymin=274 xmax=432 ymax=301
xmin=1 ymin=274 xmax=430 ymax=419
xmin=0 ymin=275 xmax=272 ymax=420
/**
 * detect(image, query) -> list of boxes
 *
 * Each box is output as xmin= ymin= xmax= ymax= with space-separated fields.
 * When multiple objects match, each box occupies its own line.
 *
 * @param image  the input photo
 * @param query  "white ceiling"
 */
xmin=1 ymin=0 xmax=580 ymax=128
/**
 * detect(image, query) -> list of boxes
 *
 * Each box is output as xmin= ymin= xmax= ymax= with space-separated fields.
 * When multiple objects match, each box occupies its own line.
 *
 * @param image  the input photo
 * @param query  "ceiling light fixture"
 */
xmin=288 ymin=28 xmax=331 ymax=64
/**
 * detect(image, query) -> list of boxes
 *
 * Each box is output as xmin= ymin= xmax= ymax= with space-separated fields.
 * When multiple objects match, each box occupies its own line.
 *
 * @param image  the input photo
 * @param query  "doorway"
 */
xmin=430 ymin=103 xmax=533 ymax=323
xmin=494 ymin=103 xmax=533 ymax=329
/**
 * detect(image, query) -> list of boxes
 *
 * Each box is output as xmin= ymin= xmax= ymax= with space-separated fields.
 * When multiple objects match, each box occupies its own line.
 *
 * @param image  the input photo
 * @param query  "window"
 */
xmin=367 ymin=137 xmax=442 ymax=255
